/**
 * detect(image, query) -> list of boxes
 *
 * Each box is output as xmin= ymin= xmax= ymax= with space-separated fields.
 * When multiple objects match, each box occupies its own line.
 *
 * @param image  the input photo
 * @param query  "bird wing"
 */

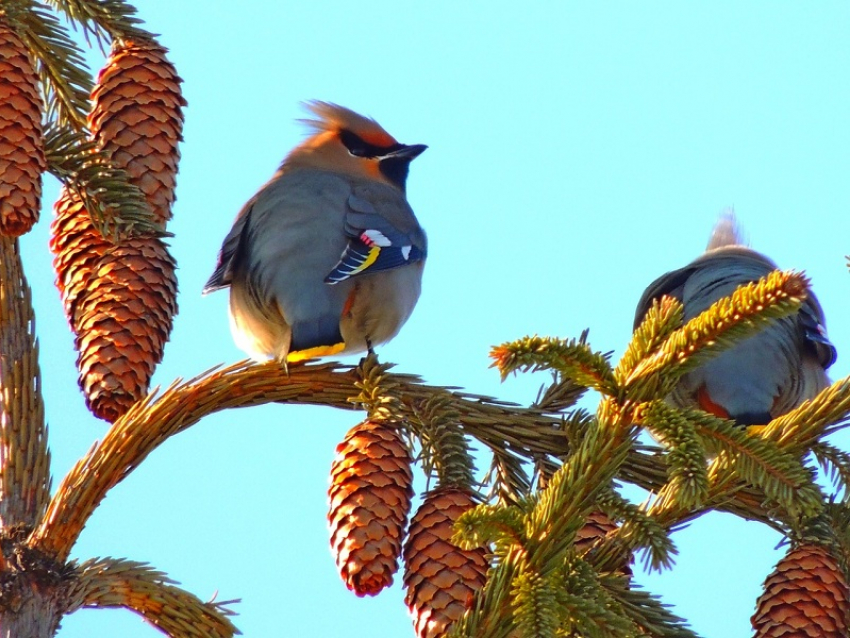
xmin=202 ymin=200 xmax=254 ymax=294
xmin=799 ymin=293 xmax=837 ymax=369
xmin=635 ymin=247 xmax=837 ymax=371
xmin=633 ymin=265 xmax=695 ymax=329
xmin=633 ymin=247 xmax=777 ymax=329
xmin=325 ymin=186 xmax=426 ymax=285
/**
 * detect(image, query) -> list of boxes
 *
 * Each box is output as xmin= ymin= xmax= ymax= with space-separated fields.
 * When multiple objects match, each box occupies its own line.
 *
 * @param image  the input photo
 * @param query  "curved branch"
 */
xmin=28 ymin=359 xmax=565 ymax=560
xmin=64 ymin=557 xmax=239 ymax=637
xmin=29 ymin=354 xmax=807 ymax=562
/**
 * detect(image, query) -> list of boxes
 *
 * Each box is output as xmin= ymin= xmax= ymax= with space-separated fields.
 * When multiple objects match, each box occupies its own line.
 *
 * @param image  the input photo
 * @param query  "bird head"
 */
xmin=287 ymin=101 xmax=427 ymax=192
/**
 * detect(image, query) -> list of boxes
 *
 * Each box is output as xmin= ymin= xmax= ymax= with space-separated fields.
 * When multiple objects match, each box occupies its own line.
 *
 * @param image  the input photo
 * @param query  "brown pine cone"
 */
xmin=403 ymin=487 xmax=488 ymax=638
xmin=328 ymin=420 xmax=413 ymax=597
xmin=751 ymin=543 xmax=849 ymax=638
xmin=575 ymin=510 xmax=619 ymax=554
xmin=50 ymin=188 xmax=177 ymax=422
xmin=49 ymin=37 xmax=183 ymax=423
xmin=90 ymin=38 xmax=185 ymax=227
xmin=0 ymin=17 xmax=44 ymax=237
xmin=51 ymin=190 xmax=107 ymax=323
xmin=574 ymin=509 xmax=631 ymax=576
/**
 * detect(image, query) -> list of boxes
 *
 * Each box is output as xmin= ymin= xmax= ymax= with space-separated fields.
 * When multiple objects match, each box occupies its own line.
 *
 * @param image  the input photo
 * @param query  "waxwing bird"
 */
xmin=203 ymin=101 xmax=427 ymax=362
xmin=633 ymin=213 xmax=836 ymax=426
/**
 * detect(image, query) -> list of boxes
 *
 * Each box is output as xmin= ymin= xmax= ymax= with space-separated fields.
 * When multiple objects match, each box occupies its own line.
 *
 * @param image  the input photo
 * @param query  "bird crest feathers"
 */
xmin=706 ymin=208 xmax=748 ymax=251
xmin=300 ymin=101 xmax=398 ymax=148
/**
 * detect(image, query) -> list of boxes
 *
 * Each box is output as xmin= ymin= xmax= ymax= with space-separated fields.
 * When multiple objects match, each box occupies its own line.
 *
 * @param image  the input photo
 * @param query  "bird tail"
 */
xmin=288 ymin=316 xmax=345 ymax=361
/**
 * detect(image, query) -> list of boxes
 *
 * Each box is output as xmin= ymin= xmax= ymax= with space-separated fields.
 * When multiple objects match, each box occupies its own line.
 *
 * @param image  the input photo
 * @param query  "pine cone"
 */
xmin=0 ymin=17 xmax=45 ymax=237
xmin=90 ymin=38 xmax=185 ymax=226
xmin=575 ymin=510 xmax=631 ymax=576
xmin=49 ymin=37 xmax=183 ymax=422
xmin=403 ymin=487 xmax=488 ymax=638
xmin=51 ymin=191 xmax=106 ymax=323
xmin=575 ymin=510 xmax=618 ymax=554
xmin=50 ymin=188 xmax=178 ymax=422
xmin=328 ymin=420 xmax=413 ymax=597
xmin=751 ymin=543 xmax=849 ymax=638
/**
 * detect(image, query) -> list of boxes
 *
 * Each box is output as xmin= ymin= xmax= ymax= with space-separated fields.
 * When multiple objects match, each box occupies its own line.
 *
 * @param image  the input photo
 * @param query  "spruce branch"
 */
xmin=350 ymin=354 xmax=405 ymax=421
xmin=602 ymin=575 xmax=698 ymax=638
xmin=482 ymin=448 xmax=533 ymax=504
xmin=532 ymin=371 xmax=588 ymax=414
xmin=490 ymin=334 xmax=616 ymax=395
xmin=810 ymin=443 xmax=850 ymax=498
xmin=637 ymin=407 xmax=823 ymax=529
xmin=44 ymin=124 xmax=166 ymax=240
xmin=617 ymin=445 xmax=669 ymax=493
xmin=696 ymin=410 xmax=823 ymax=521
xmin=595 ymin=488 xmax=676 ymax=573
xmin=761 ymin=374 xmax=850 ymax=452
xmin=0 ymin=237 xmax=50 ymax=529
xmin=44 ymin=0 xmax=151 ymax=48
xmin=510 ymin=567 xmax=560 ymax=638
xmin=616 ymin=445 xmax=783 ymax=530
xmin=623 ymin=270 xmax=808 ymax=402
xmin=26 ymin=360 xmax=563 ymax=561
xmin=65 ymin=557 xmax=240 ymax=637
xmin=449 ymin=547 xmax=522 ymax=638
xmin=637 ymin=401 xmax=710 ymax=512
xmin=453 ymin=503 xmax=526 ymax=550
xmin=555 ymin=559 xmax=637 ymax=638
xmin=823 ymin=501 xmax=850 ymax=570
xmin=8 ymin=0 xmax=93 ymax=129
xmin=615 ymin=295 xmax=684 ymax=386
xmin=451 ymin=550 xmax=637 ymax=638
xmin=451 ymin=400 xmax=642 ymax=638
xmin=526 ymin=399 xmax=638 ymax=574
xmin=409 ymin=390 xmax=477 ymax=489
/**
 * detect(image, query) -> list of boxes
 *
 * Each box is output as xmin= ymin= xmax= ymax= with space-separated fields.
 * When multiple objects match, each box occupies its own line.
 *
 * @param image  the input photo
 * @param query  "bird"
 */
xmin=203 ymin=101 xmax=427 ymax=363
xmin=633 ymin=212 xmax=836 ymax=425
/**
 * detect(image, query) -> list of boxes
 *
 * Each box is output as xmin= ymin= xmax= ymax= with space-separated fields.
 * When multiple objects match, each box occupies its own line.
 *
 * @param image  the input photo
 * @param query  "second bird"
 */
xmin=634 ymin=213 xmax=836 ymax=426
xmin=204 ymin=102 xmax=427 ymax=362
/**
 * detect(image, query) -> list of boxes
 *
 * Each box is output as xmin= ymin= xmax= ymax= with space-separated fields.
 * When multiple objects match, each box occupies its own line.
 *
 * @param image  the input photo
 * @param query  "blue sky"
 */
xmin=21 ymin=2 xmax=850 ymax=636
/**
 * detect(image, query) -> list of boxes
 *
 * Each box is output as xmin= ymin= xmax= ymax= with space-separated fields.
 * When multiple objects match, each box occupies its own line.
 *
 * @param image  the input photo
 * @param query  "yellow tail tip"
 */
xmin=287 ymin=342 xmax=346 ymax=362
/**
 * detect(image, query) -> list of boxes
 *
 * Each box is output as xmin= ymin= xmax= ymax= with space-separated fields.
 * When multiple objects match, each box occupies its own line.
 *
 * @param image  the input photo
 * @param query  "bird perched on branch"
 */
xmin=634 ymin=212 xmax=836 ymax=425
xmin=204 ymin=102 xmax=427 ymax=363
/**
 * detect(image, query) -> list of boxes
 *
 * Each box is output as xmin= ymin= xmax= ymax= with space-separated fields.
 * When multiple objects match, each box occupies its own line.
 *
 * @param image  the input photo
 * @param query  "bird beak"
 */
xmin=384 ymin=144 xmax=428 ymax=161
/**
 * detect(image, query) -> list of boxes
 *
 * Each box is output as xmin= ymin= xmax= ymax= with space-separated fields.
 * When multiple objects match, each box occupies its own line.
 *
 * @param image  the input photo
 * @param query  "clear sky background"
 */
xmin=20 ymin=2 xmax=850 ymax=636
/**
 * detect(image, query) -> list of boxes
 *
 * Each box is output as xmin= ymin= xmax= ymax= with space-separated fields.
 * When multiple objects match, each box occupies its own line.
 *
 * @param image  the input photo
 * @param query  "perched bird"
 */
xmin=204 ymin=102 xmax=427 ymax=362
xmin=634 ymin=213 xmax=836 ymax=425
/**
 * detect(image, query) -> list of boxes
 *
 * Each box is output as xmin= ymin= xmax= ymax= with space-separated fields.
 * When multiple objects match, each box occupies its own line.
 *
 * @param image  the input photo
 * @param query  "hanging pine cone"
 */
xmin=328 ymin=420 xmax=413 ymax=597
xmin=51 ymin=188 xmax=178 ymax=422
xmin=49 ymin=37 xmax=183 ymax=422
xmin=0 ymin=17 xmax=45 ymax=237
xmin=751 ymin=543 xmax=849 ymax=638
xmin=89 ymin=38 xmax=185 ymax=226
xmin=403 ymin=487 xmax=488 ymax=638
